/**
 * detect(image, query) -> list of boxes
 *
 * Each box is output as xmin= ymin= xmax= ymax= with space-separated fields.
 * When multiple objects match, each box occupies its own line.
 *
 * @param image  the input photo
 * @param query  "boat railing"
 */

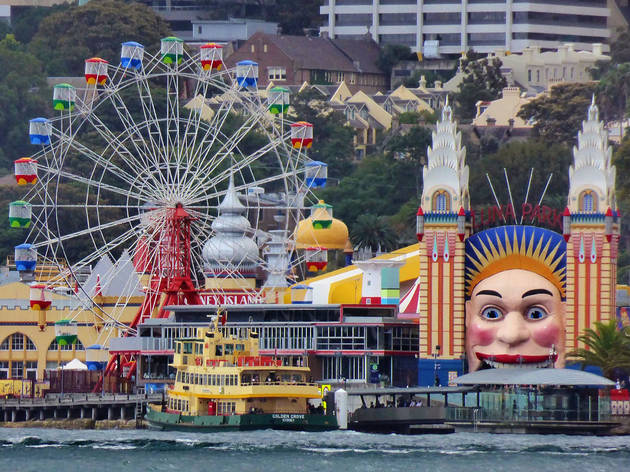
xmin=239 ymin=381 xmax=318 ymax=387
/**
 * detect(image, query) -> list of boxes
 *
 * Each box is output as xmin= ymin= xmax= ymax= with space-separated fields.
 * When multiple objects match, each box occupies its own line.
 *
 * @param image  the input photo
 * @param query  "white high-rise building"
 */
xmin=320 ymin=0 xmax=612 ymax=57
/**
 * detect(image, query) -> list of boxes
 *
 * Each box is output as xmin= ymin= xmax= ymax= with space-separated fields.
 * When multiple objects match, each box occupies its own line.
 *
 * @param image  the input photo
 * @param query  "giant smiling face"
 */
xmin=465 ymin=268 xmax=565 ymax=371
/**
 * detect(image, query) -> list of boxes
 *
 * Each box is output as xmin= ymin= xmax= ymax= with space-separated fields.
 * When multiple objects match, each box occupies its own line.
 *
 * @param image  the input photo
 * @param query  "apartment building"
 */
xmin=320 ymin=0 xmax=612 ymax=57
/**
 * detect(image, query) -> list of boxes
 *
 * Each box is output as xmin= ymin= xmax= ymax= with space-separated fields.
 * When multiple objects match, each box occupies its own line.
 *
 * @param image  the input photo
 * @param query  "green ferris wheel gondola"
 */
xmin=54 ymin=319 xmax=78 ymax=346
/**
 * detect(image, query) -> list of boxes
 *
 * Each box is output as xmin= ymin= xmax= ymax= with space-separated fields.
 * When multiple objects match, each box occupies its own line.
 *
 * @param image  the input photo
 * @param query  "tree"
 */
xmin=11 ymin=4 xmax=71 ymax=44
xmin=318 ymin=154 xmax=417 ymax=232
xmin=383 ymin=125 xmax=432 ymax=196
xmin=611 ymin=27 xmax=630 ymax=65
xmin=350 ymin=214 xmax=398 ymax=254
xmin=274 ymin=0 xmax=321 ymax=34
xmin=29 ymin=0 xmax=171 ymax=76
xmin=517 ymin=82 xmax=596 ymax=145
xmin=468 ymin=140 xmax=572 ymax=213
xmin=377 ymin=44 xmax=413 ymax=86
xmin=567 ymin=320 xmax=630 ymax=379
xmin=597 ymin=63 xmax=630 ymax=128
xmin=290 ymin=88 xmax=355 ymax=180
xmin=454 ymin=56 xmax=507 ymax=121
xmin=0 ymin=34 xmax=49 ymax=173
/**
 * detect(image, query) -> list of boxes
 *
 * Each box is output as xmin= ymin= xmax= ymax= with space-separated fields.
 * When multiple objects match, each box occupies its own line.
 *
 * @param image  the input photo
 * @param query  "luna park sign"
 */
xmin=472 ymin=203 xmax=562 ymax=232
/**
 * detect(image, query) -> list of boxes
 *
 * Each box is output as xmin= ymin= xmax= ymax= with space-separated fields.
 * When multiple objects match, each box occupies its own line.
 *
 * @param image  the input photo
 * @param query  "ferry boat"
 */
xmin=145 ymin=310 xmax=338 ymax=431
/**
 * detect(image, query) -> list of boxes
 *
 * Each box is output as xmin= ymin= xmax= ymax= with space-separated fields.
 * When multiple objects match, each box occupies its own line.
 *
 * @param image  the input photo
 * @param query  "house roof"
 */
xmin=454 ymin=368 xmax=615 ymax=386
xmin=253 ymin=33 xmax=383 ymax=74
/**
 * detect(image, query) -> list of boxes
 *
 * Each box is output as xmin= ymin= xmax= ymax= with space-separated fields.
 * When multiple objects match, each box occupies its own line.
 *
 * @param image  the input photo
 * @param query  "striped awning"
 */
xmin=398 ymin=277 xmax=421 ymax=319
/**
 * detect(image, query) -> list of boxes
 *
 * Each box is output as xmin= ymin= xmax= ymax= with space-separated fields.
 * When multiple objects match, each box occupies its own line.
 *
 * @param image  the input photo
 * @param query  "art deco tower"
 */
xmin=414 ymin=100 xmax=471 ymax=383
xmin=565 ymin=97 xmax=619 ymax=351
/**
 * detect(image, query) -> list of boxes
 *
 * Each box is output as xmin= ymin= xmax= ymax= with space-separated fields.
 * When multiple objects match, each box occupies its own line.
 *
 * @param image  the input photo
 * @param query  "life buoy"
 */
xmin=195 ymin=357 xmax=202 ymax=366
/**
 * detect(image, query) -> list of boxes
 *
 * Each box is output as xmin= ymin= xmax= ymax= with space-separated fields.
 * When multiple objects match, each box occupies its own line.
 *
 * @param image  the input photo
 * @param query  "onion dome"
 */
xmin=202 ymin=176 xmax=259 ymax=274
xmin=296 ymin=200 xmax=349 ymax=250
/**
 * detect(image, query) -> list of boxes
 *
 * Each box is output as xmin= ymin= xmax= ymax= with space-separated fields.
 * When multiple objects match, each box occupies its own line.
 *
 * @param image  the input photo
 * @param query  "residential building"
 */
xmin=225 ymin=32 xmax=388 ymax=94
xmin=472 ymin=87 xmax=533 ymax=128
xmin=320 ymin=0 xmax=612 ymax=57
xmin=444 ymin=43 xmax=610 ymax=96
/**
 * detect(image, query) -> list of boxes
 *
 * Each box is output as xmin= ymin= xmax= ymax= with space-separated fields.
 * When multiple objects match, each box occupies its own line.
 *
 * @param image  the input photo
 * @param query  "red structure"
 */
xmin=100 ymin=204 xmax=203 ymax=390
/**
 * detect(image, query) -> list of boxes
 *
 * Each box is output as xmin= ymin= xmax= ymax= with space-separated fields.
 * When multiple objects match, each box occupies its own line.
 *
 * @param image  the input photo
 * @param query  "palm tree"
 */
xmin=350 ymin=214 xmax=398 ymax=256
xmin=567 ymin=320 xmax=630 ymax=379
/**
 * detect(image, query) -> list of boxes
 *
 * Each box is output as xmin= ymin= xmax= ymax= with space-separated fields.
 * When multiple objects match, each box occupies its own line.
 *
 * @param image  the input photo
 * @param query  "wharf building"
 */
xmin=320 ymin=0 xmax=614 ymax=57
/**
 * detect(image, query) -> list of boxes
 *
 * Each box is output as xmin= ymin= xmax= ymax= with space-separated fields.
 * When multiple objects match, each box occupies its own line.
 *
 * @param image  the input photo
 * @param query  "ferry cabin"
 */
xmin=166 ymin=326 xmax=319 ymax=416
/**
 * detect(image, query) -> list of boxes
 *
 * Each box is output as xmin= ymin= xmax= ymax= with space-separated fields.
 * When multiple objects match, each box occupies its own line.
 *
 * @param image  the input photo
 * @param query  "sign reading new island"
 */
xmin=183 ymin=290 xmax=265 ymax=305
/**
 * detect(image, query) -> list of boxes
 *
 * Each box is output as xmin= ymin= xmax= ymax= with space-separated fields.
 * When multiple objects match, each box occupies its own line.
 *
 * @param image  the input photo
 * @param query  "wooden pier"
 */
xmin=0 ymin=393 xmax=164 ymax=425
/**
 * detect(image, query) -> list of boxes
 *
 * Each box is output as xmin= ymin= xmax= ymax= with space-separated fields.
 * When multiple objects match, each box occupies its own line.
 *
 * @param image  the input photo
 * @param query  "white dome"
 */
xmin=202 ymin=174 xmax=259 ymax=272
xmin=203 ymin=236 xmax=259 ymax=269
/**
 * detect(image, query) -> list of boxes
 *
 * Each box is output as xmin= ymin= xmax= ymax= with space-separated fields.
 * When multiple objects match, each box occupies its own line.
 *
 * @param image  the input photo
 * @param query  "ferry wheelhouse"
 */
xmin=145 ymin=312 xmax=337 ymax=431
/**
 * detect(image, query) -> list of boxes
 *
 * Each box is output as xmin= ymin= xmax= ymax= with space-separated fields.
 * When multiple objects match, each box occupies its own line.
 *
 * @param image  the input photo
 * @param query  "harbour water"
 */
xmin=1 ymin=428 xmax=628 ymax=472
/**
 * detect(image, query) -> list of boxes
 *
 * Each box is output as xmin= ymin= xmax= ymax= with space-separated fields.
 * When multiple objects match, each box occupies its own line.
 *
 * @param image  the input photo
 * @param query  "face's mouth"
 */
xmin=476 ymin=352 xmax=557 ymax=368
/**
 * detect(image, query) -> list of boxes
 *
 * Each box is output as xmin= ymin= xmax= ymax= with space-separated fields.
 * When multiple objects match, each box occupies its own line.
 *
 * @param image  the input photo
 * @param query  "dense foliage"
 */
xmin=454 ymin=56 xmax=507 ymax=121
xmin=568 ymin=320 xmax=630 ymax=379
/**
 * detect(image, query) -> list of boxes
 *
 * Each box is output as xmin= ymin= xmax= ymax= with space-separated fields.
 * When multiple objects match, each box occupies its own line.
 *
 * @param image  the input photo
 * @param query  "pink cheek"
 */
xmin=531 ymin=322 xmax=560 ymax=347
xmin=468 ymin=323 xmax=495 ymax=346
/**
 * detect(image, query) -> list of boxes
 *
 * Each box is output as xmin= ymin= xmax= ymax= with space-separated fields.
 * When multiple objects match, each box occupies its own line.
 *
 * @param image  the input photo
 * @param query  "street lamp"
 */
xmin=433 ymin=345 xmax=441 ymax=387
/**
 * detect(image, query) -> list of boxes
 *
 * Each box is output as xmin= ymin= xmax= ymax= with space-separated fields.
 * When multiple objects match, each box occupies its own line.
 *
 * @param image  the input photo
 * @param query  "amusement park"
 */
xmin=0 ymin=21 xmax=628 ymax=434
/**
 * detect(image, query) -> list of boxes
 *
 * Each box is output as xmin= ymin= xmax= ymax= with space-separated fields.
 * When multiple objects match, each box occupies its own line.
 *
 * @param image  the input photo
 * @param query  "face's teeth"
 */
xmin=486 ymin=359 xmax=553 ymax=369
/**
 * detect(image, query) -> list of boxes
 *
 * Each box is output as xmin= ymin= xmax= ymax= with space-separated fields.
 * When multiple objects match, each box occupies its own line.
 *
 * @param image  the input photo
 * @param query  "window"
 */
xmin=0 ymin=362 xmax=8 ymax=379
xmin=11 ymin=361 xmax=23 ymax=379
xmin=322 ymin=356 xmax=365 ymax=382
xmin=432 ymin=190 xmax=450 ymax=213
xmin=528 ymin=70 xmax=532 ymax=82
xmin=263 ymin=44 xmax=268 ymax=52
xmin=267 ymin=67 xmax=286 ymax=81
xmin=11 ymin=334 xmax=23 ymax=351
xmin=1 ymin=333 xmax=36 ymax=351
xmin=579 ymin=190 xmax=597 ymax=213
xmin=197 ymin=26 xmax=202 ymax=34
xmin=251 ymin=44 xmax=255 ymax=53
xmin=48 ymin=338 xmax=84 ymax=351
xmin=536 ymin=70 xmax=540 ymax=82
xmin=26 ymin=361 xmax=37 ymax=380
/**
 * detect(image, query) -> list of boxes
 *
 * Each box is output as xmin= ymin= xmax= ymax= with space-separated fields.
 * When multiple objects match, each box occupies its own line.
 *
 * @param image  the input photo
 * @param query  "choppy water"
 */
xmin=0 ymin=428 xmax=628 ymax=472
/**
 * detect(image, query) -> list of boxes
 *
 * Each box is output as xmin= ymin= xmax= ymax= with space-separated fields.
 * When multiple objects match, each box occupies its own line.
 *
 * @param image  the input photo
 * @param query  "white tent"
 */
xmin=61 ymin=358 xmax=88 ymax=370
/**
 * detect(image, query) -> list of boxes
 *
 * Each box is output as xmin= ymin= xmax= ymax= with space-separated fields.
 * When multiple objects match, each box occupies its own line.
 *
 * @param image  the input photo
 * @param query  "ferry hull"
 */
xmin=146 ymin=407 xmax=338 ymax=432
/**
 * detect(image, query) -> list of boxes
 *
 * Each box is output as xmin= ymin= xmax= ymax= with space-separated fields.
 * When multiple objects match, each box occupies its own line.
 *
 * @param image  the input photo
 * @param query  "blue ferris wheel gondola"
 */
xmin=29 ymin=117 xmax=52 ymax=145
xmin=121 ymin=41 xmax=145 ymax=70
xmin=236 ymin=60 xmax=258 ymax=89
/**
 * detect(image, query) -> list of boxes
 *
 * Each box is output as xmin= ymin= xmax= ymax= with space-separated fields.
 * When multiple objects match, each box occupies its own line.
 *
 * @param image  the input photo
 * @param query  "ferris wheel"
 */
xmin=11 ymin=38 xmax=327 ymax=340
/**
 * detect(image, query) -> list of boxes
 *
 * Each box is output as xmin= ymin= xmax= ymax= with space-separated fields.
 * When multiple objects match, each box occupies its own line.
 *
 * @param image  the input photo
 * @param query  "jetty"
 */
xmin=0 ymin=392 xmax=164 ymax=425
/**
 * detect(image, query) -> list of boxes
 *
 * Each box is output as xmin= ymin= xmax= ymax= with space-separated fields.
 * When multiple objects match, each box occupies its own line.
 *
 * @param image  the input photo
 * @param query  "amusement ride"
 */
xmin=10 ymin=38 xmax=330 ymax=386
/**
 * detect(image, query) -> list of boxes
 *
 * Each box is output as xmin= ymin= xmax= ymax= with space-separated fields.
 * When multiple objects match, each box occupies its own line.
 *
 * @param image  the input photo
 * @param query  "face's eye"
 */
xmin=526 ymin=307 xmax=548 ymax=321
xmin=481 ymin=307 xmax=503 ymax=321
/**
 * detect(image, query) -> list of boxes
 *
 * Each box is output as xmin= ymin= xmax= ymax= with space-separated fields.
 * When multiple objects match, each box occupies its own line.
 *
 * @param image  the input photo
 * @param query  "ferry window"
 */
xmin=292 ymin=374 xmax=302 ymax=383
xmin=235 ymin=344 xmax=244 ymax=351
xmin=242 ymin=374 xmax=251 ymax=384
xmin=211 ymin=374 xmax=216 ymax=386
xmin=224 ymin=344 xmax=234 ymax=355
xmin=215 ymin=345 xmax=223 ymax=356
xmin=183 ymin=343 xmax=193 ymax=354
xmin=176 ymin=343 xmax=181 ymax=354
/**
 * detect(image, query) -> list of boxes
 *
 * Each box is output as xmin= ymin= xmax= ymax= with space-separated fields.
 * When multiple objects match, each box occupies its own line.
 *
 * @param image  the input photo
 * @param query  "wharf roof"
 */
xmin=454 ymin=368 xmax=615 ymax=387
xmin=345 ymin=386 xmax=474 ymax=396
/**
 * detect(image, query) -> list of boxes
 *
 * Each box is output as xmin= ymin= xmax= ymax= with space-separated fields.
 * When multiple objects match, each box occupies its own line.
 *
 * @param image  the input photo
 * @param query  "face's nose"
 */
xmin=496 ymin=311 xmax=530 ymax=346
